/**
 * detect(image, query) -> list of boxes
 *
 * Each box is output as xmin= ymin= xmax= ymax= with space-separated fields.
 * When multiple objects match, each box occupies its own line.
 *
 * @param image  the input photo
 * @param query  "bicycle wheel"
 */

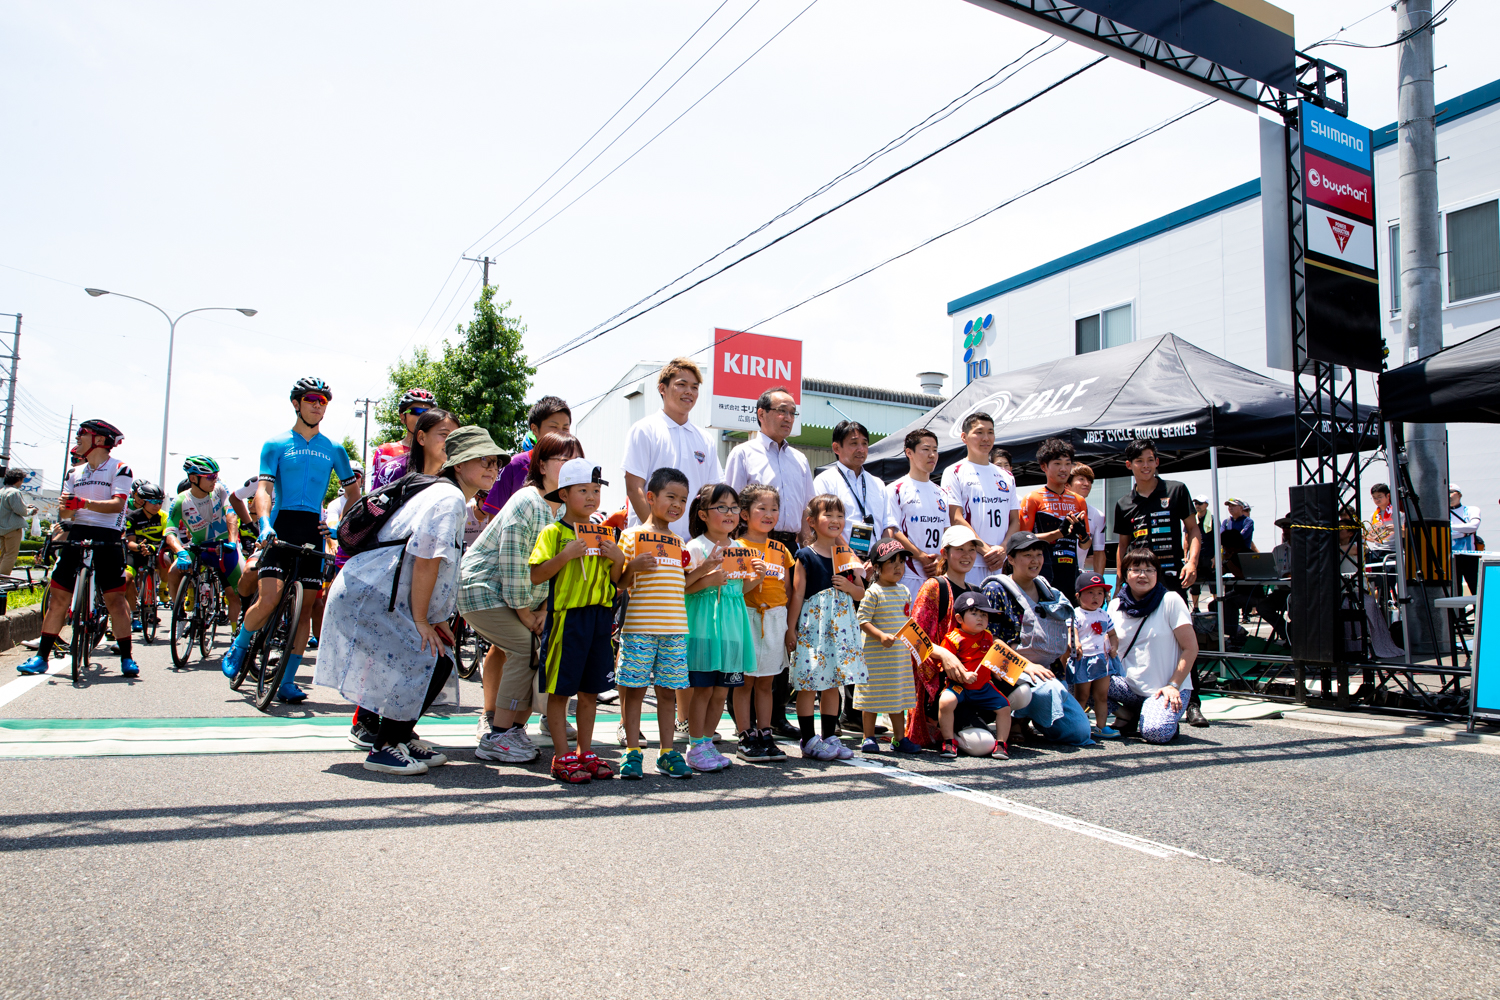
xmin=70 ymin=564 xmax=91 ymax=684
xmin=170 ymin=575 xmax=198 ymax=669
xmin=200 ymin=573 xmax=221 ymax=658
xmin=139 ymin=571 xmax=159 ymax=644
xmin=255 ymin=586 xmax=302 ymax=712
xmin=452 ymin=617 xmax=477 ymax=679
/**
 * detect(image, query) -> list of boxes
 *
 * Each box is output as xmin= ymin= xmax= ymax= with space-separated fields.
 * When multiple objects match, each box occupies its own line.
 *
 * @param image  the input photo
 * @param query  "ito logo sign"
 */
xmin=962 ymin=314 xmax=993 ymax=363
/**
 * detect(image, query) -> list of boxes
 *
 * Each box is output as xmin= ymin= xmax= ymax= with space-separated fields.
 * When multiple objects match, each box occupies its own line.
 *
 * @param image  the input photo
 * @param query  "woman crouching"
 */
xmin=317 ymin=426 xmax=503 ymax=775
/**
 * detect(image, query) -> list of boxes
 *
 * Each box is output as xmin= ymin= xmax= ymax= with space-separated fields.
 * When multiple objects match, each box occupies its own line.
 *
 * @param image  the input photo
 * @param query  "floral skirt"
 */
xmin=792 ymin=588 xmax=867 ymax=692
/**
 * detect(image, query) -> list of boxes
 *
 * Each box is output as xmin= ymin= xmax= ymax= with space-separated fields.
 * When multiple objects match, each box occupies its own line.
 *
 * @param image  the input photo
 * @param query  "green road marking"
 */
xmin=0 ymin=711 xmax=648 ymax=732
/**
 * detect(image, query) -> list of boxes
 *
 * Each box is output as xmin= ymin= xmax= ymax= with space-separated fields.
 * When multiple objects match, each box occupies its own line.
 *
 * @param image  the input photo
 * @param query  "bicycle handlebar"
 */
xmin=257 ymin=538 xmax=338 ymax=562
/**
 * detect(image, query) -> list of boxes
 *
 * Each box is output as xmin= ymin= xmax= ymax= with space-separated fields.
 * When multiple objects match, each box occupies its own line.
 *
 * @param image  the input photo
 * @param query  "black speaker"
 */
xmin=1289 ymin=483 xmax=1340 ymax=663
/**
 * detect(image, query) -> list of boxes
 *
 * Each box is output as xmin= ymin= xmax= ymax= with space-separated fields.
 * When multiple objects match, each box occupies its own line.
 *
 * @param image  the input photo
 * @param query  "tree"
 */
xmin=380 ymin=285 xmax=535 ymax=450
xmin=324 ymin=436 xmax=360 ymax=504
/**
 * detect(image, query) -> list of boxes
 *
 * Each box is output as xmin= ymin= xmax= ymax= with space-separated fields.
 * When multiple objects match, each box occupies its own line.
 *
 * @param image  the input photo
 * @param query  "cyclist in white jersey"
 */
xmin=940 ymin=412 xmax=1019 ymax=586
xmin=888 ymin=429 xmax=960 ymax=597
xmin=18 ymin=420 xmax=140 ymax=677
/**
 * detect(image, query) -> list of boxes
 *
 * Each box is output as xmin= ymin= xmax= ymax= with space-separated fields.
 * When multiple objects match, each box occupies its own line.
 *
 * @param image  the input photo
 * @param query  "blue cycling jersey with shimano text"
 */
xmin=259 ymin=429 xmax=356 ymax=519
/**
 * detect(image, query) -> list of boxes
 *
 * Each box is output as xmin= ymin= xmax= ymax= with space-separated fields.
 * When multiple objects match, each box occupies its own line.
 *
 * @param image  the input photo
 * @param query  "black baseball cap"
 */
xmin=953 ymin=591 xmax=1000 ymax=616
xmin=1006 ymin=531 xmax=1047 ymax=554
xmin=870 ymin=538 xmax=905 ymax=564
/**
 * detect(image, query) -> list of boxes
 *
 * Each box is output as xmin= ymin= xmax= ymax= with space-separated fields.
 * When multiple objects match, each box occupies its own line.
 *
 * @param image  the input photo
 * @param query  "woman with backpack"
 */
xmin=316 ymin=425 xmax=503 ymax=775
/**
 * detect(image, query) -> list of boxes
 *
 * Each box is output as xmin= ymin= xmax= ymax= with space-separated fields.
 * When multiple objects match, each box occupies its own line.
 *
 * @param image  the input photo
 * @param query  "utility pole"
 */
xmin=461 ymin=255 xmax=494 ymax=289
xmin=0 ymin=313 xmax=19 ymax=469
xmin=1396 ymin=0 xmax=1447 ymax=652
xmin=352 ymin=398 xmax=377 ymax=472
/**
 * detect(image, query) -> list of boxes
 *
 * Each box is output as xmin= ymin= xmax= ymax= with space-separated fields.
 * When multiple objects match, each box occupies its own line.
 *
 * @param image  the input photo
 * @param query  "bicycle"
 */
xmin=450 ymin=611 xmax=489 ymax=680
xmin=170 ymin=542 xmax=228 ymax=670
xmin=134 ymin=546 xmax=161 ymax=645
xmin=232 ymin=539 xmax=336 ymax=712
xmin=51 ymin=537 xmax=116 ymax=684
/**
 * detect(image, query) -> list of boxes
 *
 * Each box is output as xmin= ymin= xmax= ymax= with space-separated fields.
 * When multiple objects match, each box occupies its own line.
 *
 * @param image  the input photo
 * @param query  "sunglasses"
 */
xmin=300 ymin=393 xmax=330 ymax=405
xmin=193 ymin=473 xmax=219 ymax=482
xmin=408 ymin=406 xmax=431 ymax=416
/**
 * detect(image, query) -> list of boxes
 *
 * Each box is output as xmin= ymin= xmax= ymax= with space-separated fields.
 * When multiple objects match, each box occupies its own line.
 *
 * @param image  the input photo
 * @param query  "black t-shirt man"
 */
xmin=1113 ymin=478 xmax=1195 ymax=591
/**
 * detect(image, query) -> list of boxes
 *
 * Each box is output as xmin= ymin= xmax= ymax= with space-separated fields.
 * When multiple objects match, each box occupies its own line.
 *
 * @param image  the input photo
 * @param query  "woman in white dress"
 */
xmin=317 ymin=426 xmax=503 ymax=775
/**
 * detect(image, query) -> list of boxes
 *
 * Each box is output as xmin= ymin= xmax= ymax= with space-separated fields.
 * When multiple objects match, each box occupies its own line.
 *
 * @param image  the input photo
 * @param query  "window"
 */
xmin=1074 ymin=303 xmax=1133 ymax=355
xmin=1389 ymin=225 xmax=1401 ymax=310
xmin=1447 ymin=200 xmax=1500 ymax=302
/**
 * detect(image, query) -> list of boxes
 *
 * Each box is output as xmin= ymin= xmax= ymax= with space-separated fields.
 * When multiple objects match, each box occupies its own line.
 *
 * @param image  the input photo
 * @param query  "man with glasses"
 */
xmin=222 ymin=377 xmax=360 ymax=701
xmin=724 ymin=385 xmax=815 ymax=550
xmin=163 ymin=455 xmax=254 ymax=628
xmin=370 ymin=387 xmax=437 ymax=490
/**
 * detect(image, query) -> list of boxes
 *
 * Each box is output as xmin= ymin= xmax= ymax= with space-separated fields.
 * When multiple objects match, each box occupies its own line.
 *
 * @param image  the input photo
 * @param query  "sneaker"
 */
xmin=708 ymin=742 xmax=734 ymax=768
xmin=656 ymin=749 xmax=693 ymax=778
xmin=801 ymin=736 xmax=839 ymax=761
xmin=1097 ymin=726 xmax=1121 ymax=739
xmin=736 ymin=731 xmax=771 ymax=762
xmin=992 ymin=741 xmax=1009 ymax=760
xmin=674 ymin=720 xmax=690 ymax=743
xmin=580 ymin=752 xmax=615 ymax=780
xmin=476 ymin=712 xmax=493 ymax=741
xmin=475 ymin=727 xmax=538 ymax=763
xmin=131 ymin=618 xmax=142 ymax=632
xmin=364 ymin=744 xmax=428 ymax=775
xmin=758 ymin=729 xmax=788 ymax=762
xmin=685 ymin=740 xmax=725 ymax=772
xmin=550 ymin=753 xmax=591 ymax=783
xmin=17 ymin=655 xmax=48 ymax=676
xmin=939 ymin=739 xmax=958 ymax=759
xmin=860 ymin=736 xmax=881 ymax=754
xmin=349 ymin=721 xmax=377 ymax=750
xmin=119 ymin=658 xmax=140 ymax=677
xmin=306 ymin=635 xmax=319 ymax=650
xmin=403 ymin=741 xmax=447 ymax=767
xmin=892 ymin=737 xmax=922 ymax=754
xmin=823 ymin=735 xmax=854 ymax=760
xmin=619 ymin=748 xmax=644 ymax=779
xmin=616 ymin=722 xmax=651 ymax=748
xmin=510 ymin=725 xmax=538 ymax=753
xmin=276 ymin=682 xmax=308 ymax=704
xmin=536 ymin=715 xmax=577 ymax=746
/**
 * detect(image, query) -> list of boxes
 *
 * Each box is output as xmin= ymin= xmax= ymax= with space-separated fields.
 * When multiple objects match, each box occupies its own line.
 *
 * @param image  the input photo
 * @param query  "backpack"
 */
xmin=336 ymin=472 xmax=445 ymax=610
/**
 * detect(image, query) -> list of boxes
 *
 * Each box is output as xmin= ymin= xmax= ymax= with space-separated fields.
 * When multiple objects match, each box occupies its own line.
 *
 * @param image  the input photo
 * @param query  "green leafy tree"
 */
xmin=324 ymin=436 xmax=360 ymax=504
xmin=380 ymin=285 xmax=534 ymax=450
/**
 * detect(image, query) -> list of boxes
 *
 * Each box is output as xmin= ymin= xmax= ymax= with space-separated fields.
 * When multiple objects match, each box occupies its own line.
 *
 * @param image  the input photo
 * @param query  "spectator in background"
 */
xmin=1188 ymin=495 xmax=1213 ymax=610
xmin=724 ymin=386 xmax=814 ymax=551
xmin=621 ymin=358 xmax=723 ymax=540
xmin=1451 ymin=487 xmax=1482 ymax=597
xmin=1108 ymin=546 xmax=1198 ymax=744
xmin=1223 ymin=498 xmax=1257 ymax=551
xmin=991 ymin=447 xmax=1013 ymax=474
xmin=1017 ymin=437 xmax=1089 ymax=604
xmin=370 ymin=388 xmax=438 ymax=490
xmin=1066 ymin=463 xmax=1106 ymax=575
xmin=1366 ymin=483 xmax=1397 ymax=555
xmin=0 ymin=469 xmax=37 ymax=576
xmin=481 ymin=396 xmax=571 ymax=515
xmin=812 ymin=419 xmax=891 ymax=558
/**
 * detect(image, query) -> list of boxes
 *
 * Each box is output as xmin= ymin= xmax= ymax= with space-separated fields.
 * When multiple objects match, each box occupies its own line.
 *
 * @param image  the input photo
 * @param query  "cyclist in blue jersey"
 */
xmin=222 ymin=377 xmax=359 ymax=701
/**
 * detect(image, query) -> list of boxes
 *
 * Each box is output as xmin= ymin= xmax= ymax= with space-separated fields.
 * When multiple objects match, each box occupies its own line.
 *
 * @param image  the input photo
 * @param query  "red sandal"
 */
xmin=550 ymin=753 xmax=592 ymax=783
xmin=580 ymin=752 xmax=615 ymax=780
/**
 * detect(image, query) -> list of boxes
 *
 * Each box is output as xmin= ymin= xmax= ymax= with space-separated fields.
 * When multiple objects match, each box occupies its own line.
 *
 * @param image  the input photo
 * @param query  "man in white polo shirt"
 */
xmin=812 ymin=419 xmax=891 ymax=559
xmin=941 ymin=411 xmax=1018 ymax=586
xmin=723 ymin=385 xmax=815 ymax=551
xmin=622 ymin=357 xmax=723 ymax=539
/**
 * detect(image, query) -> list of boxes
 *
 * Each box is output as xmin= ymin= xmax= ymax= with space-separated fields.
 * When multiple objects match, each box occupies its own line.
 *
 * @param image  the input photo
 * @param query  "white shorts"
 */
xmin=747 ymin=605 xmax=790 ymax=678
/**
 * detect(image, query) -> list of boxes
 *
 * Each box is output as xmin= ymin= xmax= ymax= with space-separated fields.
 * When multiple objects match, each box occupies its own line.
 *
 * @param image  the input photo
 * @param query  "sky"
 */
xmin=3 ymin=0 xmax=1495 ymax=492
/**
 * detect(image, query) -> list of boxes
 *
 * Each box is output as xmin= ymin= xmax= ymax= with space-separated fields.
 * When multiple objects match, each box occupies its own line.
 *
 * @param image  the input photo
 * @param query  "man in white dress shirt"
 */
xmin=622 ymin=357 xmax=723 ymax=539
xmin=811 ymin=420 xmax=891 ymax=559
xmin=723 ymin=385 xmax=815 ymax=550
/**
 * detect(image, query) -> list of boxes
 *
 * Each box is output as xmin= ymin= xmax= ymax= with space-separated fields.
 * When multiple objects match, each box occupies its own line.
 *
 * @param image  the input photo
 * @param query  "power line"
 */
xmin=1306 ymin=0 xmax=1457 ymax=50
xmin=537 ymin=54 xmax=1107 ymax=367
xmin=478 ymin=0 xmax=812 ymax=261
xmin=462 ymin=0 xmax=736 ymax=256
xmin=549 ymin=36 xmax=1063 ymax=361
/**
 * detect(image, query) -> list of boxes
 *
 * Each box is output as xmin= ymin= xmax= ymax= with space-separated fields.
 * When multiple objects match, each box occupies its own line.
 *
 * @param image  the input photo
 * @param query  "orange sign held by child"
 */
xmin=638 ymin=531 xmax=685 ymax=569
xmin=575 ymin=522 xmax=612 ymax=557
xmin=894 ymin=618 xmax=934 ymax=663
xmin=980 ymin=639 xmax=1031 ymax=686
xmin=832 ymin=543 xmax=864 ymax=578
xmin=721 ymin=544 xmax=759 ymax=580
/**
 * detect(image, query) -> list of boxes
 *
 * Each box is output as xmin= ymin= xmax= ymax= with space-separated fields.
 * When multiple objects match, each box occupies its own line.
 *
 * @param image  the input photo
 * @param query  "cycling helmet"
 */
xmin=243 ymin=476 xmax=257 ymax=488
xmin=182 ymin=455 xmax=221 ymax=476
xmin=176 ymin=478 xmax=191 ymax=495
xmin=398 ymin=388 xmax=436 ymax=414
xmin=349 ymin=462 xmax=364 ymax=477
xmin=135 ymin=482 xmax=166 ymax=503
xmin=131 ymin=477 xmax=149 ymax=493
xmin=290 ymin=376 xmax=332 ymax=402
xmin=78 ymin=418 xmax=124 ymax=447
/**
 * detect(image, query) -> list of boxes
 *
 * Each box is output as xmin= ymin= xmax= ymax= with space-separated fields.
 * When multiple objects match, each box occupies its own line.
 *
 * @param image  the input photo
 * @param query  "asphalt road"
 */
xmin=2 ymin=633 xmax=1498 ymax=998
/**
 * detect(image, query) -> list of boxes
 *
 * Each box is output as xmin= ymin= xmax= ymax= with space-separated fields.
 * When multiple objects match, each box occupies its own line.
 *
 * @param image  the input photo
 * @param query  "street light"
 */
xmin=84 ymin=289 xmax=256 ymax=488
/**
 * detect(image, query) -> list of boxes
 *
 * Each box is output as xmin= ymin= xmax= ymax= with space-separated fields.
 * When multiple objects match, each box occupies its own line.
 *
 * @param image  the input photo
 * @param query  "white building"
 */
xmin=947 ymin=78 xmax=1500 ymax=551
xmin=572 ymin=360 xmax=944 ymax=516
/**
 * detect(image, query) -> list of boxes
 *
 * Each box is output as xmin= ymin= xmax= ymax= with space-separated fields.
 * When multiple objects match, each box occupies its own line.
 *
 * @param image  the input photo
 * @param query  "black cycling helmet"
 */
xmin=176 ymin=478 xmax=191 ymax=495
xmin=398 ymin=388 xmax=436 ymax=414
xmin=135 ymin=482 xmax=165 ymax=503
xmin=290 ymin=376 xmax=332 ymax=402
xmin=78 ymin=418 xmax=124 ymax=447
xmin=131 ymin=477 xmax=149 ymax=493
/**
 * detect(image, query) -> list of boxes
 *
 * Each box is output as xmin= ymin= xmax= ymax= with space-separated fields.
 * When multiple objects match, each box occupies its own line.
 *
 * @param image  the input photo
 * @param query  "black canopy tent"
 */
xmin=1378 ymin=323 xmax=1500 ymax=423
xmin=866 ymin=333 xmax=1378 ymax=484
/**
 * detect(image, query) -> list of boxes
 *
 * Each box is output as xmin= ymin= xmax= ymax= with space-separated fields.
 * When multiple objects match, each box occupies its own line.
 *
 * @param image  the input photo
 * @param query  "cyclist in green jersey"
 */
xmin=163 ymin=456 xmax=254 ymax=626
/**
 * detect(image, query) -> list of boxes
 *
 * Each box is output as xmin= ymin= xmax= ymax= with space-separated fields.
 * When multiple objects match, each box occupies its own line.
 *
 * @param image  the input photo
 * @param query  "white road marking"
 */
xmin=840 ymin=757 xmax=1221 ymax=863
xmin=0 ymin=660 xmax=70 ymax=711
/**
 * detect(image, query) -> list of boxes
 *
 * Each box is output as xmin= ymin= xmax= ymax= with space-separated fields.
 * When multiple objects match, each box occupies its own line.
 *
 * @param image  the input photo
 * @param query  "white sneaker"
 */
xmin=674 ymin=720 xmax=690 ymax=743
xmin=474 ymin=727 xmax=538 ymax=764
xmin=476 ymin=713 xmax=492 ymax=741
xmin=535 ymin=716 xmax=576 ymax=746
xmin=615 ymin=723 xmax=651 ymax=748
xmin=823 ymin=735 xmax=854 ymax=760
xmin=511 ymin=725 xmax=537 ymax=752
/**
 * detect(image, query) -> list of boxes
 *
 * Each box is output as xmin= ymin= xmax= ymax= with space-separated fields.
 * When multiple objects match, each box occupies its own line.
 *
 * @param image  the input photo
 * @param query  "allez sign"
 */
xmin=710 ymin=329 xmax=802 ymax=433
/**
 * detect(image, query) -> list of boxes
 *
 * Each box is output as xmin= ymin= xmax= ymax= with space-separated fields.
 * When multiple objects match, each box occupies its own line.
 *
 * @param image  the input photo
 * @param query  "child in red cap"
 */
xmin=1069 ymin=572 xmax=1120 ymax=739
